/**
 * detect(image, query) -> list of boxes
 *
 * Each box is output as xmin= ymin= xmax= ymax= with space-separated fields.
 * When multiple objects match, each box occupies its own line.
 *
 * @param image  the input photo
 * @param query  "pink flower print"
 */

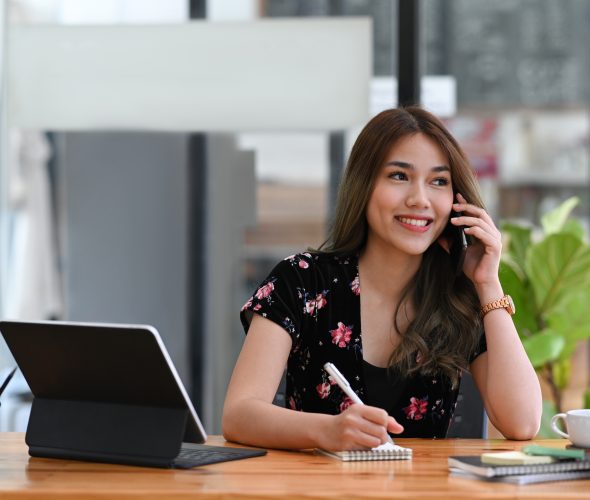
xmin=315 ymin=293 xmax=327 ymax=310
xmin=298 ymin=259 xmax=309 ymax=269
xmin=316 ymin=382 xmax=331 ymax=399
xmin=350 ymin=275 xmax=360 ymax=296
xmin=288 ymin=396 xmax=297 ymax=410
xmin=240 ymin=297 xmax=253 ymax=311
xmin=403 ymin=396 xmax=428 ymax=421
xmin=253 ymin=304 xmax=262 ymax=311
xmin=330 ymin=322 xmax=353 ymax=348
xmin=255 ymin=282 xmax=274 ymax=300
xmin=339 ymin=396 xmax=354 ymax=413
xmin=305 ymin=292 xmax=328 ymax=316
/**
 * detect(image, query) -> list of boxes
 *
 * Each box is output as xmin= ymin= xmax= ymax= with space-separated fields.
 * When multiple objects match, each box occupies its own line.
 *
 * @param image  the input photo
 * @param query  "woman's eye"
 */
xmin=432 ymin=177 xmax=450 ymax=186
xmin=388 ymin=171 xmax=407 ymax=181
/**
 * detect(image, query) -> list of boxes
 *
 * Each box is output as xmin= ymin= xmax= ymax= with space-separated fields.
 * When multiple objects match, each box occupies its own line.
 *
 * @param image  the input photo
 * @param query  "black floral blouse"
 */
xmin=240 ymin=252 xmax=487 ymax=438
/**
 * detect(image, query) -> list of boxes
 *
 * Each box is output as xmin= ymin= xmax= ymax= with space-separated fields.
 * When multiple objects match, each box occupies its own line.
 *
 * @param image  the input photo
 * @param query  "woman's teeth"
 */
xmin=398 ymin=217 xmax=429 ymax=227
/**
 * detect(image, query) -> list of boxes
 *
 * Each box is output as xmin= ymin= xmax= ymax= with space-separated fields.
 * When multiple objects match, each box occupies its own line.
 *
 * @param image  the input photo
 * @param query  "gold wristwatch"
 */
xmin=481 ymin=295 xmax=515 ymax=317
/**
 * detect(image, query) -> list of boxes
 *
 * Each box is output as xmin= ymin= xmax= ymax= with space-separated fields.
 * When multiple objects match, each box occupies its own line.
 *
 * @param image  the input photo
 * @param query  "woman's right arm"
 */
xmin=222 ymin=314 xmax=401 ymax=450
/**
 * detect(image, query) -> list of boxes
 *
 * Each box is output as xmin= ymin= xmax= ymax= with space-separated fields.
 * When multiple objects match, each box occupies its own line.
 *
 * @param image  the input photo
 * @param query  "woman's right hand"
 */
xmin=317 ymin=404 xmax=404 ymax=451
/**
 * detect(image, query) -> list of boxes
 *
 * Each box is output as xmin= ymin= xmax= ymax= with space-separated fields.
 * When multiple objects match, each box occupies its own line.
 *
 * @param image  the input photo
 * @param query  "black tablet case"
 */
xmin=0 ymin=321 xmax=204 ymax=468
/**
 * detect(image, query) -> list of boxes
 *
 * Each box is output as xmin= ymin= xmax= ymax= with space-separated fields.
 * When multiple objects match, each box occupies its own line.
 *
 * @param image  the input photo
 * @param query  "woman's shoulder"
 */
xmin=279 ymin=251 xmax=358 ymax=272
xmin=269 ymin=252 xmax=359 ymax=297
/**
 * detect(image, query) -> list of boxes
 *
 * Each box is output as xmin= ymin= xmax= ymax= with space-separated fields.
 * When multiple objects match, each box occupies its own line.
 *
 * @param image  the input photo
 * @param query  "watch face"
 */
xmin=506 ymin=295 xmax=516 ymax=315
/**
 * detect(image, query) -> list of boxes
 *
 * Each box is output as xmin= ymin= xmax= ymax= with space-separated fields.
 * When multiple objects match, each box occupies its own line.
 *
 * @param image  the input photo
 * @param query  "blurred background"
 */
xmin=0 ymin=0 xmax=588 ymax=435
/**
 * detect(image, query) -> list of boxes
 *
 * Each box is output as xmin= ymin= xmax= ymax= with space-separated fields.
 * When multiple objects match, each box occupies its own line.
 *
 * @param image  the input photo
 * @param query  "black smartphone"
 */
xmin=447 ymin=211 xmax=471 ymax=276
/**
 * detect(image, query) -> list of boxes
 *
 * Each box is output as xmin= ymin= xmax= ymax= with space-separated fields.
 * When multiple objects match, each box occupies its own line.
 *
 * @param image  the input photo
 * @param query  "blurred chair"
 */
xmin=447 ymin=371 xmax=487 ymax=438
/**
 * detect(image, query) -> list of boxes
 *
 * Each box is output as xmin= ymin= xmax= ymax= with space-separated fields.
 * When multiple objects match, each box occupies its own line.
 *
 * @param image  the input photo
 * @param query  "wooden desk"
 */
xmin=0 ymin=433 xmax=587 ymax=499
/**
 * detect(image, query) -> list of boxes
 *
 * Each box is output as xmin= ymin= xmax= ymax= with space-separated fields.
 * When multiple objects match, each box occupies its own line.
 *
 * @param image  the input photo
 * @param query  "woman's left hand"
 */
xmin=450 ymin=193 xmax=502 ymax=286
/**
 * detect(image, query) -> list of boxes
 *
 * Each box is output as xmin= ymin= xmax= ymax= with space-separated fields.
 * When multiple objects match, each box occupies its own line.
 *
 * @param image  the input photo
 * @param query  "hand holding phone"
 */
xmin=448 ymin=211 xmax=471 ymax=276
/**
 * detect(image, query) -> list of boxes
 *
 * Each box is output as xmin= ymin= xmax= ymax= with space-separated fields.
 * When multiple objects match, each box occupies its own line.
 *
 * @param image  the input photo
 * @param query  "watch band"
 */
xmin=481 ymin=295 xmax=515 ymax=317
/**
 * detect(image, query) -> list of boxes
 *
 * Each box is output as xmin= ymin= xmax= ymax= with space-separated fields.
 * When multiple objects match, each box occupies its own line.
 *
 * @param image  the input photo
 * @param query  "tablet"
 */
xmin=0 ymin=320 xmax=211 ymax=465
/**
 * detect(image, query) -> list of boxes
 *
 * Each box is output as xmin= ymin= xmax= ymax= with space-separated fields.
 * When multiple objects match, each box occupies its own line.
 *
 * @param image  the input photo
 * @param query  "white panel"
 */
xmin=238 ymin=132 xmax=328 ymax=185
xmin=57 ymin=0 xmax=188 ymax=24
xmin=8 ymin=19 xmax=371 ymax=131
xmin=207 ymin=0 xmax=258 ymax=21
xmin=370 ymin=76 xmax=457 ymax=118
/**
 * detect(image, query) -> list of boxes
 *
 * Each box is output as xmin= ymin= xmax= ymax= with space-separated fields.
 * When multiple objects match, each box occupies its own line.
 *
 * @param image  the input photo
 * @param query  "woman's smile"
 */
xmin=394 ymin=215 xmax=433 ymax=233
xmin=365 ymin=132 xmax=454 ymax=255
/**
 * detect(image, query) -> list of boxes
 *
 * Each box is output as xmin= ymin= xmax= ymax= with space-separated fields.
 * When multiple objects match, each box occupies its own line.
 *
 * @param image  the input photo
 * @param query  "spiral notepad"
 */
xmin=317 ymin=442 xmax=412 ymax=461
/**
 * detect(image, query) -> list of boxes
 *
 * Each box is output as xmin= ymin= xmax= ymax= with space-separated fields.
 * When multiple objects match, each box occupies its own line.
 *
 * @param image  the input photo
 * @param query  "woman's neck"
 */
xmin=358 ymin=239 xmax=422 ymax=297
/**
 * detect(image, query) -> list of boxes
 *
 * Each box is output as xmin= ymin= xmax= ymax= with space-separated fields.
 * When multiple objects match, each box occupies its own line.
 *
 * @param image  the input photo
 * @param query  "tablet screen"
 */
xmin=0 ymin=320 xmax=206 ymax=443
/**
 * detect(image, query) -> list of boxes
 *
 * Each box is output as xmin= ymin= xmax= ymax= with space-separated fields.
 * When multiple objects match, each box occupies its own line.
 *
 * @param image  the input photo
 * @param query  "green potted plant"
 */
xmin=500 ymin=197 xmax=590 ymax=436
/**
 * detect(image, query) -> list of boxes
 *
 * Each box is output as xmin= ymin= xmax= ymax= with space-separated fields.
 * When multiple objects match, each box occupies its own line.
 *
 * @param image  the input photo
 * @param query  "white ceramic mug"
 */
xmin=551 ymin=409 xmax=590 ymax=448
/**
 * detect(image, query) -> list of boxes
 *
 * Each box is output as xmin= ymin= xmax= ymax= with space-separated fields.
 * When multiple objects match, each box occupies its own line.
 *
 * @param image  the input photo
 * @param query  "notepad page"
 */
xmin=372 ymin=442 xmax=410 ymax=453
xmin=316 ymin=442 xmax=412 ymax=461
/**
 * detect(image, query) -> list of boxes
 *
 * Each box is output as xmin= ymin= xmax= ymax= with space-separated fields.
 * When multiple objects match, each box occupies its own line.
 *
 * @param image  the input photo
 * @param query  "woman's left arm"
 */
xmin=451 ymin=194 xmax=542 ymax=440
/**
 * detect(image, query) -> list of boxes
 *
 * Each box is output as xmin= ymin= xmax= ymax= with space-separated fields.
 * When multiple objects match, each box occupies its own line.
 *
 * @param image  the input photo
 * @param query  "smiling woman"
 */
xmin=222 ymin=107 xmax=542 ymax=452
xmin=366 ymin=134 xmax=454 ymax=250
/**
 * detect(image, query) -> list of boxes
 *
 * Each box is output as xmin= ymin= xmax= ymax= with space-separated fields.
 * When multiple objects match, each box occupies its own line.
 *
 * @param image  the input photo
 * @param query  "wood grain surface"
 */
xmin=0 ymin=434 xmax=587 ymax=499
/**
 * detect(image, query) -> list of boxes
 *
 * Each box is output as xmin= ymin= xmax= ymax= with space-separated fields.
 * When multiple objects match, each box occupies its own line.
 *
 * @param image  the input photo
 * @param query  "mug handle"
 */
xmin=551 ymin=413 xmax=570 ymax=439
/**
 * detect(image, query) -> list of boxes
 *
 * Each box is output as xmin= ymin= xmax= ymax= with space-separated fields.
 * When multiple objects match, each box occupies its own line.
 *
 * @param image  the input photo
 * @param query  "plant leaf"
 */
xmin=499 ymin=260 xmax=538 ymax=337
xmin=561 ymin=219 xmax=586 ymax=242
xmin=537 ymin=400 xmax=558 ymax=438
xmin=501 ymin=223 xmax=532 ymax=274
xmin=526 ymin=234 xmax=590 ymax=314
xmin=521 ymin=329 xmax=565 ymax=368
xmin=553 ymin=358 xmax=571 ymax=390
xmin=547 ymin=292 xmax=590 ymax=360
xmin=541 ymin=197 xmax=579 ymax=235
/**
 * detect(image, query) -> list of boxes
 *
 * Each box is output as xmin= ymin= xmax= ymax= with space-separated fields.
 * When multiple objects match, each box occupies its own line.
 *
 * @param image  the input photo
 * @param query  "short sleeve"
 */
xmin=469 ymin=325 xmax=487 ymax=364
xmin=239 ymin=254 xmax=311 ymax=341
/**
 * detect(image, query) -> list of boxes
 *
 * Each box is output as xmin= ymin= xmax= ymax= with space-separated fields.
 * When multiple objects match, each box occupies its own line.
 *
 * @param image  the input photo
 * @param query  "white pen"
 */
xmin=323 ymin=362 xmax=395 ymax=444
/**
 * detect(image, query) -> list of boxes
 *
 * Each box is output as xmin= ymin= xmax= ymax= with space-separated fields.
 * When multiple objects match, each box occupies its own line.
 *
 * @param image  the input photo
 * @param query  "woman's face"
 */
xmin=365 ymin=132 xmax=454 ymax=257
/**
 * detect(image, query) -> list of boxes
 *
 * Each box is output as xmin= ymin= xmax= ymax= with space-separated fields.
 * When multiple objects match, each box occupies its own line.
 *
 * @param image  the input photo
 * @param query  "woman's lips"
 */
xmin=395 ymin=216 xmax=433 ymax=233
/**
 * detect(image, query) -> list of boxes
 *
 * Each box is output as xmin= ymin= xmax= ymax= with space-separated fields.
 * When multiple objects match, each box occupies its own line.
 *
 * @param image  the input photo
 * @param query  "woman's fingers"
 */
xmin=464 ymin=226 xmax=501 ymax=251
xmin=353 ymin=406 xmax=390 ymax=441
xmin=450 ymin=215 xmax=500 ymax=241
xmin=453 ymin=203 xmax=495 ymax=226
xmin=336 ymin=405 xmax=402 ymax=449
xmin=454 ymin=194 xmax=497 ymax=231
xmin=387 ymin=416 xmax=404 ymax=434
xmin=357 ymin=406 xmax=404 ymax=433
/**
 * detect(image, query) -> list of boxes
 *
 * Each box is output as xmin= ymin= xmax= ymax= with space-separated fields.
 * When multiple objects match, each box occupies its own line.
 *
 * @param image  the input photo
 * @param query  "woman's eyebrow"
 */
xmin=384 ymin=160 xmax=450 ymax=172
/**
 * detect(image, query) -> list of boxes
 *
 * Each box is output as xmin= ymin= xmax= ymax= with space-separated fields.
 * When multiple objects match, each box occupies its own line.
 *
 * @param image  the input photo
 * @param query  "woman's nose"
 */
xmin=405 ymin=184 xmax=430 ymax=208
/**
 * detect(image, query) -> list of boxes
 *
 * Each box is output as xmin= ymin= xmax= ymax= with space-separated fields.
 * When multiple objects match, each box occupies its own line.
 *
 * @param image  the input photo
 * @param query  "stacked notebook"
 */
xmin=449 ymin=448 xmax=590 ymax=485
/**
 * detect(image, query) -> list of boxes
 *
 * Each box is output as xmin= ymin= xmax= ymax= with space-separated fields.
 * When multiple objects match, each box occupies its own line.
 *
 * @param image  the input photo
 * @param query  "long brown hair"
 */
xmin=319 ymin=107 xmax=484 ymax=387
